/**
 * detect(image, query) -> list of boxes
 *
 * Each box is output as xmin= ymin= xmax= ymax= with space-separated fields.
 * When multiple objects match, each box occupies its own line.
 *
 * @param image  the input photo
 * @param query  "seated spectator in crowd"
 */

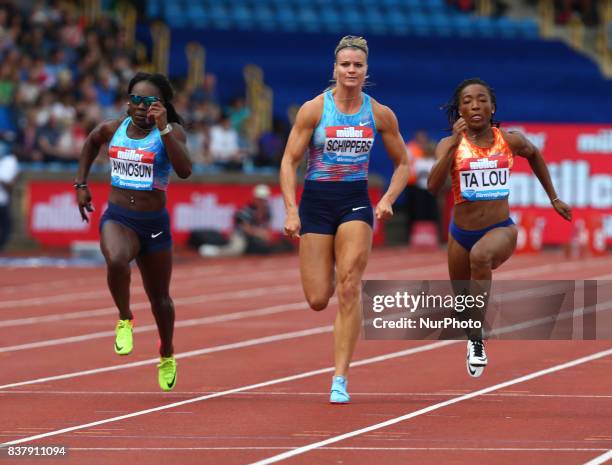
xmin=208 ymin=114 xmax=245 ymax=170
xmin=254 ymin=118 xmax=288 ymax=168
xmin=554 ymin=0 xmax=599 ymax=26
xmin=198 ymin=184 xmax=293 ymax=257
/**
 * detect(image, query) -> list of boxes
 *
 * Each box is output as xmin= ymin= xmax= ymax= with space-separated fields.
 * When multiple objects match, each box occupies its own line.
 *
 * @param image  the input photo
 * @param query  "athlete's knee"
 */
xmin=151 ymin=295 xmax=174 ymax=313
xmin=469 ymin=248 xmax=493 ymax=270
xmin=105 ymin=253 xmax=130 ymax=273
xmin=306 ymin=294 xmax=329 ymax=311
xmin=336 ymin=275 xmax=360 ymax=305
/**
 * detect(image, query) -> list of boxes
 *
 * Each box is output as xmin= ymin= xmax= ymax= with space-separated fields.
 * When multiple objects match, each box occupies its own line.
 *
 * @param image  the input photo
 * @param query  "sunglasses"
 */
xmin=129 ymin=94 xmax=160 ymax=107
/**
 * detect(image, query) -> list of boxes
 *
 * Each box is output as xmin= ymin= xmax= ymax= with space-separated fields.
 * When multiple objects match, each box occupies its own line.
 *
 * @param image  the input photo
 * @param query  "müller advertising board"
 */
xmin=26 ymin=182 xmax=384 ymax=247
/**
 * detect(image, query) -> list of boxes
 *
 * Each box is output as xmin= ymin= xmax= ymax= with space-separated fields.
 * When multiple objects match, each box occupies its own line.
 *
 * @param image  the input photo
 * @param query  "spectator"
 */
xmin=554 ymin=0 xmax=599 ymax=26
xmin=254 ymin=117 xmax=288 ymax=168
xmin=404 ymin=130 xmax=440 ymax=244
xmin=208 ymin=114 xmax=244 ymax=170
xmin=199 ymin=184 xmax=293 ymax=257
xmin=0 ymin=139 xmax=18 ymax=250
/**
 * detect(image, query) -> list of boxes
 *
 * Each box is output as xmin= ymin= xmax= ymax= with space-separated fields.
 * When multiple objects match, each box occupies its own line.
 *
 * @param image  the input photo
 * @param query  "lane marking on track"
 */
xmin=248 ymin=348 xmax=612 ymax=465
xmin=0 ymin=341 xmax=456 ymax=445
xmin=582 ymin=449 xmax=612 ymax=465
xmin=60 ymin=447 xmax=610 ymax=452
xmin=0 ymin=323 xmax=333 ymax=390
xmin=3 ymin=391 xmax=612 ymax=400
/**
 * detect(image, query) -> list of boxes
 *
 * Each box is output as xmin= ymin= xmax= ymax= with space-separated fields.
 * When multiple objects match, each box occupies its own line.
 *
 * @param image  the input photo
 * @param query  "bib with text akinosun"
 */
xmin=323 ymin=125 xmax=374 ymax=165
xmin=458 ymin=155 xmax=510 ymax=201
xmin=109 ymin=146 xmax=155 ymax=190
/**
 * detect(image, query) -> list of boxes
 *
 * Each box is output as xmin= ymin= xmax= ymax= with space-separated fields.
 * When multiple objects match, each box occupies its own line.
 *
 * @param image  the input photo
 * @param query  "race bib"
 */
xmin=458 ymin=157 xmax=510 ymax=201
xmin=323 ymin=126 xmax=374 ymax=165
xmin=109 ymin=146 xmax=155 ymax=190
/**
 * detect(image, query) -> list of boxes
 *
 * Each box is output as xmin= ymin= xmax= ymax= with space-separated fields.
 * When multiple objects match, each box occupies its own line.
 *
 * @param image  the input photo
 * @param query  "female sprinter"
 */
xmin=75 ymin=72 xmax=192 ymax=391
xmin=428 ymin=78 xmax=571 ymax=377
xmin=280 ymin=36 xmax=410 ymax=403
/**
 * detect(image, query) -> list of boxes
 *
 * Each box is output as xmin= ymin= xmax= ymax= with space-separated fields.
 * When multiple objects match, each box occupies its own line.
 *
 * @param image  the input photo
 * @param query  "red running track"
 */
xmin=0 ymin=248 xmax=611 ymax=465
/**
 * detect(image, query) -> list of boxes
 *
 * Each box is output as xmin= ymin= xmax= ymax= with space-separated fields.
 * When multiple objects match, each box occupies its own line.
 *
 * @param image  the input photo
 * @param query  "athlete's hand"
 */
xmin=76 ymin=187 xmax=94 ymax=223
xmin=283 ymin=210 xmax=301 ymax=238
xmin=147 ymin=101 xmax=168 ymax=130
xmin=452 ymin=117 xmax=467 ymax=143
xmin=552 ymin=198 xmax=572 ymax=221
xmin=375 ymin=198 xmax=393 ymax=220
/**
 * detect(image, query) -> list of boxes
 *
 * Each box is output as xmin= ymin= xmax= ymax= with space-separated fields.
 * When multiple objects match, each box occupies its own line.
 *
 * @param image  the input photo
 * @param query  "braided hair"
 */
xmin=442 ymin=78 xmax=498 ymax=129
xmin=127 ymin=72 xmax=184 ymax=125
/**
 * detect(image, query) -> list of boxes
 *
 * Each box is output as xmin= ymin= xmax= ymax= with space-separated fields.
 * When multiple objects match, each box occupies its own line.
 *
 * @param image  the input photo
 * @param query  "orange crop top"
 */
xmin=451 ymin=127 xmax=514 ymax=204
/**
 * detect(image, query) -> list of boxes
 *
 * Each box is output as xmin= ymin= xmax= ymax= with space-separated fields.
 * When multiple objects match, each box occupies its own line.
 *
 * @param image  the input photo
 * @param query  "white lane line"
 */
xmin=5 ymin=391 xmax=611 ymax=400
xmin=0 ymin=259 xmax=298 ymax=295
xmin=248 ymin=347 xmax=612 ymax=465
xmin=0 ymin=272 xmax=297 ymax=309
xmin=63 ymin=447 xmax=609 ymax=452
xmin=0 ymin=341 xmax=455 ymax=445
xmin=0 ymin=254 xmax=438 ymax=324
xmin=0 ymin=323 xmax=333 ymax=390
xmin=0 ymin=284 xmax=297 ymax=329
xmin=0 ymin=298 xmax=310 ymax=352
xmin=0 ymin=281 xmax=301 ymax=328
xmin=0 ymin=250 xmax=432 ymax=302
xmin=582 ymin=450 xmax=612 ymax=465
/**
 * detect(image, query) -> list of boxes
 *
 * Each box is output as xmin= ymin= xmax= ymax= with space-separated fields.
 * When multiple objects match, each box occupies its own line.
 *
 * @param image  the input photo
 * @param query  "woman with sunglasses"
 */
xmin=280 ymin=36 xmax=409 ymax=403
xmin=74 ymin=72 xmax=192 ymax=391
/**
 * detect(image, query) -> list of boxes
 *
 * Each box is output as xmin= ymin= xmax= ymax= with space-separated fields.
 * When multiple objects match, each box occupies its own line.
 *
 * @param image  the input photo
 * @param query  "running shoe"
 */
xmin=114 ymin=319 xmax=133 ymax=355
xmin=158 ymin=356 xmax=177 ymax=392
xmin=329 ymin=375 xmax=350 ymax=404
xmin=466 ymin=339 xmax=487 ymax=378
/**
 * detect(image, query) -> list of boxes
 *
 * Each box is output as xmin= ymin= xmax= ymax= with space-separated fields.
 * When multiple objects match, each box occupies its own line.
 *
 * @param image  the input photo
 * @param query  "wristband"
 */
xmin=159 ymin=124 xmax=172 ymax=136
xmin=73 ymin=182 xmax=88 ymax=189
xmin=551 ymin=197 xmax=560 ymax=204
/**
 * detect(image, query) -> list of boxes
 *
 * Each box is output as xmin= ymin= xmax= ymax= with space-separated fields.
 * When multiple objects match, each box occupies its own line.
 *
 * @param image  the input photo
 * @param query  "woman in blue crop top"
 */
xmin=74 ymin=72 xmax=192 ymax=392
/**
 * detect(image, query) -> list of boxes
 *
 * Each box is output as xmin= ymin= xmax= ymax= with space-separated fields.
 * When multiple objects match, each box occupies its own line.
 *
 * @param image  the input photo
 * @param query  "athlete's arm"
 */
xmin=427 ymin=117 xmax=466 ymax=195
xmin=371 ymin=101 xmax=409 ymax=220
xmin=279 ymin=97 xmax=322 ymax=237
xmin=75 ymin=119 xmax=121 ymax=222
xmin=147 ymin=101 xmax=192 ymax=179
xmin=503 ymin=130 xmax=571 ymax=221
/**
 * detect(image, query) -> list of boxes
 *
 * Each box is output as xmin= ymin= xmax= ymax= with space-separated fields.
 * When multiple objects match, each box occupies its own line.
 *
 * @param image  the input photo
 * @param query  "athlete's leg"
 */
xmin=299 ymin=233 xmax=335 ymax=311
xmin=136 ymin=249 xmax=174 ymax=357
xmin=469 ymin=225 xmax=518 ymax=279
xmin=448 ymin=233 xmax=471 ymax=281
xmin=101 ymin=221 xmax=140 ymax=320
xmin=333 ymin=221 xmax=372 ymax=377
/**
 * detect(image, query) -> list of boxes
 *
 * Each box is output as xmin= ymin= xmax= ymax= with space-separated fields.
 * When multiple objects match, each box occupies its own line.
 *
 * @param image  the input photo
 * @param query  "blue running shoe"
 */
xmin=329 ymin=375 xmax=350 ymax=404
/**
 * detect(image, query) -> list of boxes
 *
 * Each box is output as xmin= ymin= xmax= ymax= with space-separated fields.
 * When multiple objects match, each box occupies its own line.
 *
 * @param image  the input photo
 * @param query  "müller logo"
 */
xmin=117 ymin=149 xmax=143 ymax=162
xmin=577 ymin=129 xmax=612 ymax=154
xmin=336 ymin=127 xmax=363 ymax=138
xmin=469 ymin=158 xmax=498 ymax=170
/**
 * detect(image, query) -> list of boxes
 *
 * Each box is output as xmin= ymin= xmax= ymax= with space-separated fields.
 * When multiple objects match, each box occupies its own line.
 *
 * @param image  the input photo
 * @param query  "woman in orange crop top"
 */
xmin=428 ymin=78 xmax=571 ymax=378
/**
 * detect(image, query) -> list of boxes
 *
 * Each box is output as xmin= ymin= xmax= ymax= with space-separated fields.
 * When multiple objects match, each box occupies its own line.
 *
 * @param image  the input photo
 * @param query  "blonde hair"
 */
xmin=327 ymin=36 xmax=370 ymax=91
xmin=334 ymin=35 xmax=369 ymax=58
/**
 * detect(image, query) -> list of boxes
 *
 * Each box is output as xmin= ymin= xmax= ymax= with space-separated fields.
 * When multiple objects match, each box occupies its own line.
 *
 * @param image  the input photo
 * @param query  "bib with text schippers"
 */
xmin=323 ymin=125 xmax=374 ymax=165
xmin=306 ymin=91 xmax=377 ymax=182
xmin=451 ymin=127 xmax=514 ymax=204
xmin=107 ymin=118 xmax=171 ymax=191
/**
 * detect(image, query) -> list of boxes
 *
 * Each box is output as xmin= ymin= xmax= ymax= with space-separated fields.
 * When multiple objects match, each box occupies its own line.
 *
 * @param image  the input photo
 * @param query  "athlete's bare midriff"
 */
xmin=453 ymin=198 xmax=510 ymax=230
